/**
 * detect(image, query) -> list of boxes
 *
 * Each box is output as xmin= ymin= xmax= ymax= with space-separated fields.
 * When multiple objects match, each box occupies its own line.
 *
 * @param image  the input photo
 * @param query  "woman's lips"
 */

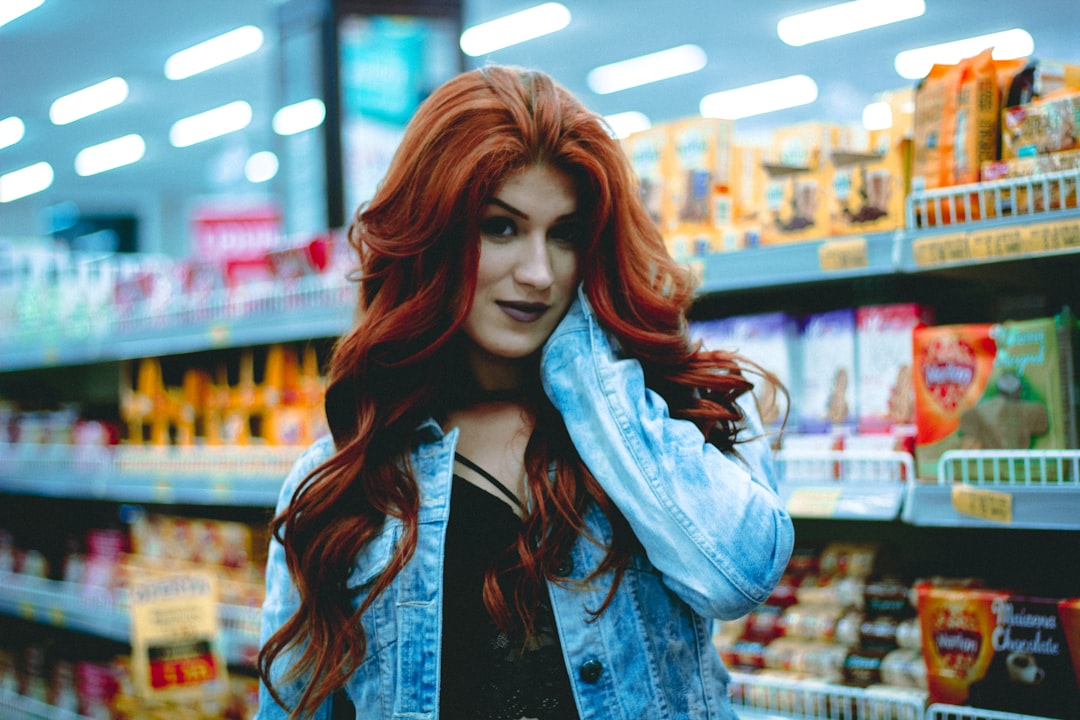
xmin=497 ymin=301 xmax=549 ymax=322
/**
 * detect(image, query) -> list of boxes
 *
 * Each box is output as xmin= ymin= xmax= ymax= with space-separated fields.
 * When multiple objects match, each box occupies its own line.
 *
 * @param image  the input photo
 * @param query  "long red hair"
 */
xmin=258 ymin=65 xmax=757 ymax=717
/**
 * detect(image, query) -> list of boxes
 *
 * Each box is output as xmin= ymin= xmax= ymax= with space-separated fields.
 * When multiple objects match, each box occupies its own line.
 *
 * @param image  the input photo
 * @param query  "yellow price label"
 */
xmin=818 ymin=238 xmax=869 ymax=271
xmin=968 ymin=228 xmax=1026 ymax=259
xmin=952 ymin=484 xmax=1013 ymax=524
xmin=912 ymin=233 xmax=970 ymax=266
xmin=786 ymin=488 xmax=842 ymax=517
xmin=1022 ymin=220 xmax=1080 ymax=254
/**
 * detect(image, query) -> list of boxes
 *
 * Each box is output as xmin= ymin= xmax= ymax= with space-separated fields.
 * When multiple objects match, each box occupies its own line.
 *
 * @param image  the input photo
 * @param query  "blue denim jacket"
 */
xmin=258 ymin=287 xmax=794 ymax=719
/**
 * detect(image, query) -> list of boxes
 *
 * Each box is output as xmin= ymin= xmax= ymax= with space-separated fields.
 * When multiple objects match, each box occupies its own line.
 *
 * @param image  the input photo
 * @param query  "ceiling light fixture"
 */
xmin=862 ymin=101 xmax=893 ymax=130
xmin=169 ymin=101 xmax=252 ymax=147
xmin=165 ymin=25 xmax=265 ymax=80
xmin=603 ymin=111 xmax=651 ymax=139
xmin=245 ymin=151 xmax=279 ymax=183
xmin=777 ymin=0 xmax=925 ymax=47
xmin=272 ymin=99 xmax=326 ymax=136
xmin=894 ymin=28 xmax=1034 ymax=80
xmin=49 ymin=77 xmax=129 ymax=125
xmin=588 ymin=45 xmax=707 ymax=95
xmin=700 ymin=75 xmax=818 ymax=120
xmin=0 ymin=161 xmax=54 ymax=203
xmin=0 ymin=117 xmax=26 ymax=150
xmin=0 ymin=0 xmax=44 ymax=29
xmin=460 ymin=2 xmax=571 ymax=57
xmin=75 ymin=134 xmax=146 ymax=176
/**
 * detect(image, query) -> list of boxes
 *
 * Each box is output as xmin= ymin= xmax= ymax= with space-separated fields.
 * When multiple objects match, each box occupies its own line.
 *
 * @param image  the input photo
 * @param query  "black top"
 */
xmin=440 ymin=461 xmax=579 ymax=719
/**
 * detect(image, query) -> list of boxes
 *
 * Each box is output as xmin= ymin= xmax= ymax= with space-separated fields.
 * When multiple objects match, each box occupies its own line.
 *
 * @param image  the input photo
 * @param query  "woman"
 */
xmin=257 ymin=65 xmax=794 ymax=719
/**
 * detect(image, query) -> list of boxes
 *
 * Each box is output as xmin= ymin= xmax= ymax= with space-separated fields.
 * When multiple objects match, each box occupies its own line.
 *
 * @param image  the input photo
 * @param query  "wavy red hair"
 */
xmin=258 ymin=65 xmax=760 ymax=718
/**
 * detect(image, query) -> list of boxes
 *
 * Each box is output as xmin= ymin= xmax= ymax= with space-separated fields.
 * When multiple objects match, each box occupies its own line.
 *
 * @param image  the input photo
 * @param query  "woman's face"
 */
xmin=462 ymin=163 xmax=583 ymax=388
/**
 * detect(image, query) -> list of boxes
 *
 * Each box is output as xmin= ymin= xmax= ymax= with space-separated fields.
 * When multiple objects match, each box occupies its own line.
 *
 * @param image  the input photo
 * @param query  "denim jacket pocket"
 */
xmin=344 ymin=520 xmax=402 ymax=666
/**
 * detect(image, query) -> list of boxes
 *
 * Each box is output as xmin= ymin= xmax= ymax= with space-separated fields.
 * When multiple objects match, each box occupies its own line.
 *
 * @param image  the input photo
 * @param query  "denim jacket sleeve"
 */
xmin=540 ymin=287 xmax=794 ymax=620
xmin=256 ymin=435 xmax=336 ymax=720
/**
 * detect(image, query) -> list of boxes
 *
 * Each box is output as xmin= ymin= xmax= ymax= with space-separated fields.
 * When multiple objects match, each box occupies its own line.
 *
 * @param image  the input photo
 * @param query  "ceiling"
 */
xmin=1 ymin=0 xmax=1078 ymax=248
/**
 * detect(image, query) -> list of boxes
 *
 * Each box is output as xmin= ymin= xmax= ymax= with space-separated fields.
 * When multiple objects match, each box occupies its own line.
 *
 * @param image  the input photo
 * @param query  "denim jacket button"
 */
xmin=554 ymin=557 xmax=574 ymax=577
xmin=579 ymin=659 xmax=603 ymax=684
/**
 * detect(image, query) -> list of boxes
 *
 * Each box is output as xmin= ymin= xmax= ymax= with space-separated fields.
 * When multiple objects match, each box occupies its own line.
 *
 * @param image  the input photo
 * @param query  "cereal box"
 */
xmin=664 ymin=117 xmax=736 ymax=256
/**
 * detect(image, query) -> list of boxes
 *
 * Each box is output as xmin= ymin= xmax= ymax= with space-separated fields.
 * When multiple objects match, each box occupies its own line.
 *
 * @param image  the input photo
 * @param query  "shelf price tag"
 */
xmin=968 ymin=227 xmax=1025 ymax=260
xmin=786 ymin=488 xmax=842 ymax=517
xmin=1023 ymin=219 xmax=1080 ymax=254
xmin=912 ymin=232 xmax=970 ymax=266
xmin=818 ymin=238 xmax=868 ymax=271
xmin=951 ymin=484 xmax=1012 ymax=524
xmin=130 ymin=572 xmax=227 ymax=700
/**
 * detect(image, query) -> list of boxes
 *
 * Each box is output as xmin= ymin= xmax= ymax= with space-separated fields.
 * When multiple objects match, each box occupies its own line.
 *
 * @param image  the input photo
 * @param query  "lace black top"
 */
xmin=440 ymin=457 xmax=579 ymax=720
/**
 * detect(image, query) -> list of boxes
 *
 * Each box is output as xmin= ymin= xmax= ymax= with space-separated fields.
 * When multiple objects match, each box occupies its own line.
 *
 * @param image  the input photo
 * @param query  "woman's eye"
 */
xmin=549 ymin=223 xmax=582 ymax=246
xmin=480 ymin=216 xmax=516 ymax=238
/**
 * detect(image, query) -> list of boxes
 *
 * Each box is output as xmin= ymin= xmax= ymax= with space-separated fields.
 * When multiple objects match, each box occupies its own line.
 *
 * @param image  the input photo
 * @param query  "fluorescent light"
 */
xmin=700 ymin=75 xmax=818 ymax=120
xmin=862 ymin=101 xmax=892 ymax=130
xmin=0 ymin=0 xmax=43 ymax=29
xmin=0 ymin=116 xmax=26 ymax=150
xmin=75 ymin=134 xmax=145 ymax=176
xmin=603 ymin=111 xmax=651 ymax=139
xmin=245 ymin=151 xmax=279 ymax=183
xmin=894 ymin=28 xmax=1034 ymax=80
xmin=165 ymin=25 xmax=264 ymax=80
xmin=778 ymin=0 xmax=925 ymax=46
xmin=0 ymin=162 xmax=53 ymax=203
xmin=49 ymin=77 xmax=128 ymax=125
xmin=460 ymin=2 xmax=570 ymax=56
xmin=272 ymin=99 xmax=326 ymax=135
xmin=169 ymin=101 xmax=252 ymax=147
xmin=588 ymin=45 xmax=707 ymax=95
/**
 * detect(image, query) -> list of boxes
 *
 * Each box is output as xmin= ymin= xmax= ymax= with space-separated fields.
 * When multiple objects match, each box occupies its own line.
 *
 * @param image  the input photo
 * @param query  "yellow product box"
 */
xmin=981 ymin=148 xmax=1080 ymax=214
xmin=1002 ymin=90 xmax=1080 ymax=160
xmin=621 ymin=126 xmax=673 ymax=232
xmin=829 ymin=129 xmax=912 ymax=236
xmin=663 ymin=117 xmax=735 ymax=251
xmin=761 ymin=122 xmax=859 ymax=244
xmin=729 ymin=143 xmax=767 ymax=248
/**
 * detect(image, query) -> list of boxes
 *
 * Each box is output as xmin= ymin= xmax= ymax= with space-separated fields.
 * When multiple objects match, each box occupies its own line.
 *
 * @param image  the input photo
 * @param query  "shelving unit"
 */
xmin=2 ymin=172 xmax=1078 ymax=718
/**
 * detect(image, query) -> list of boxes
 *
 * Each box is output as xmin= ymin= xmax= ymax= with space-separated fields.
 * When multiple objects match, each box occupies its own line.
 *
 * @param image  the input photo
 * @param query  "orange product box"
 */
xmin=662 ymin=117 xmax=735 ymax=255
xmin=829 ymin=129 xmax=912 ymax=236
xmin=911 ymin=313 xmax=1077 ymax=479
xmin=918 ymin=584 xmax=1080 ymax=717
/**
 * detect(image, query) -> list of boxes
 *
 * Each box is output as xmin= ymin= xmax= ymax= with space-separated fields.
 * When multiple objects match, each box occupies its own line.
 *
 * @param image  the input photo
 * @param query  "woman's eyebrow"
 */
xmin=486 ymin=197 xmax=527 ymax=219
xmin=485 ymin=197 xmax=582 ymax=223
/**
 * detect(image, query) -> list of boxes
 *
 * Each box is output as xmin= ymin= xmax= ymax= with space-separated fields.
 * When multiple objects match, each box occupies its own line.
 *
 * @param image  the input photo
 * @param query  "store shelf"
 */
xmin=696 ymin=230 xmax=903 ymax=293
xmin=0 ymin=443 xmax=300 ymax=506
xmin=1 ymin=275 xmax=355 ymax=371
xmin=728 ymin=670 xmax=925 ymax=720
xmin=925 ymin=704 xmax=1057 ymax=720
xmin=776 ymin=449 xmax=913 ymax=521
xmin=0 ymin=690 xmax=92 ymax=720
xmin=0 ymin=571 xmax=260 ymax=666
xmin=901 ymin=450 xmax=1080 ymax=530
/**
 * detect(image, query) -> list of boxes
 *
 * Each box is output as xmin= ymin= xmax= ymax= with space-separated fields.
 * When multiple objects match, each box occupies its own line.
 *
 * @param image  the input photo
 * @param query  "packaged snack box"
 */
xmin=691 ymin=311 xmax=800 ymax=436
xmin=1002 ymin=90 xmax=1080 ymax=160
xmin=980 ymin=147 xmax=1080 ymax=215
xmin=798 ymin=308 xmax=857 ymax=434
xmin=919 ymin=585 xmax=1080 ymax=718
xmin=621 ymin=126 xmax=672 ymax=233
xmin=912 ymin=313 xmax=1077 ymax=479
xmin=856 ymin=303 xmax=934 ymax=435
xmin=663 ymin=117 xmax=735 ymax=247
xmin=761 ymin=123 xmax=858 ymax=245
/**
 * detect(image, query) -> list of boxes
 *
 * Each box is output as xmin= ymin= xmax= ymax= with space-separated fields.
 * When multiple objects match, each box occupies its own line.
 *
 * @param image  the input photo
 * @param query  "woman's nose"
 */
xmin=513 ymin=233 xmax=554 ymax=288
